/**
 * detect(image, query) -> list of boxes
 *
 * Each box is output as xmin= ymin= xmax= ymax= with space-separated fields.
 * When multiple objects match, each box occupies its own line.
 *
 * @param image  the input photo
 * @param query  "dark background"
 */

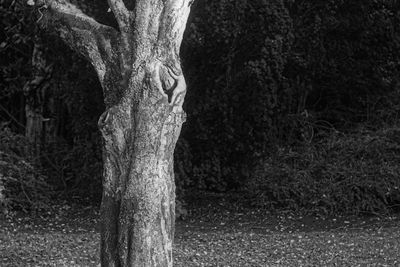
xmin=1 ymin=0 xmax=400 ymax=215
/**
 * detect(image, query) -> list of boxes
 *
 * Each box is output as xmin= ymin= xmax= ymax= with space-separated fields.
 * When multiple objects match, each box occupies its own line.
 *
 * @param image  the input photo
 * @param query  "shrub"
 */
xmin=42 ymin=137 xmax=103 ymax=200
xmin=246 ymin=125 xmax=400 ymax=214
xmin=0 ymin=124 xmax=52 ymax=213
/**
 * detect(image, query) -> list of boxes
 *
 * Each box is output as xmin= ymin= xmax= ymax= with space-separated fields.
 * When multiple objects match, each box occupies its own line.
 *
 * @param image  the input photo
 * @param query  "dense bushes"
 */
xmin=0 ymin=124 xmax=51 ymax=212
xmin=247 ymin=126 xmax=400 ymax=214
xmin=178 ymin=0 xmax=400 ymax=193
xmin=241 ymin=0 xmax=400 ymax=214
xmin=285 ymin=0 xmax=400 ymax=126
xmin=181 ymin=0 xmax=294 ymax=190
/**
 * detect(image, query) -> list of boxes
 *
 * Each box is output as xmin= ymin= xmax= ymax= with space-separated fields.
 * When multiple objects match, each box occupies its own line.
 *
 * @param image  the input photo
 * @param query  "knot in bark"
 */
xmin=153 ymin=61 xmax=186 ymax=108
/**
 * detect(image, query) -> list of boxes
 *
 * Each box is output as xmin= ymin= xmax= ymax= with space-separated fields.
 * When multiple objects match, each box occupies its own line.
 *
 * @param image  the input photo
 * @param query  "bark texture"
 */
xmin=32 ymin=0 xmax=193 ymax=266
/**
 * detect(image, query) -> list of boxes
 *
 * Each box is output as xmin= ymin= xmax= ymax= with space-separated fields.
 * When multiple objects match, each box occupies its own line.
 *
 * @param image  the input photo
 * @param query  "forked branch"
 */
xmin=29 ymin=0 xmax=119 ymax=84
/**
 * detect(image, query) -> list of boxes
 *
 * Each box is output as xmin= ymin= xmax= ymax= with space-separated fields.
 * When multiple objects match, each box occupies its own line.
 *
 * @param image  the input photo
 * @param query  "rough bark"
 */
xmin=31 ymin=0 xmax=193 ymax=266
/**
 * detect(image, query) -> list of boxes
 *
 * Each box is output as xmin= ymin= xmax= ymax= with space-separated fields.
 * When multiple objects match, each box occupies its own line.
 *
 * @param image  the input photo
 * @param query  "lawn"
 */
xmin=1 ymin=195 xmax=399 ymax=266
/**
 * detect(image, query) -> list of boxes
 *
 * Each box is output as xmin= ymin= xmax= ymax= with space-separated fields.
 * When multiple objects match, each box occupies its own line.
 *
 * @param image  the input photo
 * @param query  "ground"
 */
xmin=0 ymin=193 xmax=399 ymax=267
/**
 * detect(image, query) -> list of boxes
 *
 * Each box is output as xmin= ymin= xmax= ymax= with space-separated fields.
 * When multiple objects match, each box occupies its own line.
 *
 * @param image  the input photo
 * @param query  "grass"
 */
xmin=0 ymin=195 xmax=400 ymax=266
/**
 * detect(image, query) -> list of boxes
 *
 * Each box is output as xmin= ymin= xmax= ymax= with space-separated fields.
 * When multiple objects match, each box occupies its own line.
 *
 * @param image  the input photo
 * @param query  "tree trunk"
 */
xmin=24 ymin=33 xmax=53 ymax=160
xmin=32 ymin=0 xmax=193 ymax=266
xmin=99 ymin=63 xmax=186 ymax=266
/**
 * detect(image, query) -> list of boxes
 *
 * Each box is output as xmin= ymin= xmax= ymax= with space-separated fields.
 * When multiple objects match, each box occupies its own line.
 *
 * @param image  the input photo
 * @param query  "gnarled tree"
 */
xmin=29 ymin=0 xmax=193 ymax=266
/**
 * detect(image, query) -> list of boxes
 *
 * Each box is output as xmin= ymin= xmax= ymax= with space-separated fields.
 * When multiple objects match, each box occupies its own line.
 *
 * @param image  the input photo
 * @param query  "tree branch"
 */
xmin=32 ymin=0 xmax=119 ymax=85
xmin=131 ymin=0 xmax=193 ymax=66
xmin=159 ymin=0 xmax=193 ymax=56
xmin=107 ymin=0 xmax=131 ymax=32
xmin=106 ymin=0 xmax=133 ymax=85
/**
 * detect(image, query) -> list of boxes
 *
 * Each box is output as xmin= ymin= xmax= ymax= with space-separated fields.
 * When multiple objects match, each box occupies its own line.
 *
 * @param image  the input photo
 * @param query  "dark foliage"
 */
xmin=0 ymin=0 xmax=35 ymax=133
xmin=0 ymin=124 xmax=51 ymax=212
xmin=285 ymin=0 xmax=400 ymax=127
xmin=1 ymin=0 xmax=400 ymax=214
xmin=247 ymin=126 xmax=400 ymax=214
xmin=181 ymin=0 xmax=293 ymax=191
xmin=0 ymin=0 xmax=104 ymax=207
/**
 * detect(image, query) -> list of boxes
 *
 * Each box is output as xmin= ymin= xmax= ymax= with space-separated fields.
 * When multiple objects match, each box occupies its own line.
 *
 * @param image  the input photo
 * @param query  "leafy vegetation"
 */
xmin=0 ymin=0 xmax=400 ymax=215
xmin=247 ymin=126 xmax=400 ymax=214
xmin=181 ymin=0 xmax=294 ymax=190
xmin=0 ymin=124 xmax=51 ymax=213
